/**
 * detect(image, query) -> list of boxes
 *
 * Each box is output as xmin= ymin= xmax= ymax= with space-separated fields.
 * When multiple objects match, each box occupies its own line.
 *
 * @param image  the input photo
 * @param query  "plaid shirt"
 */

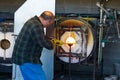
xmin=12 ymin=16 xmax=53 ymax=65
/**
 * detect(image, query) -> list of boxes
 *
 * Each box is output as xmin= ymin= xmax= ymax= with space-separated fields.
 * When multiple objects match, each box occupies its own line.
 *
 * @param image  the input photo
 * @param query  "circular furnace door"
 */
xmin=0 ymin=32 xmax=15 ymax=72
xmin=55 ymin=18 xmax=96 ymax=63
xmin=0 ymin=32 xmax=15 ymax=58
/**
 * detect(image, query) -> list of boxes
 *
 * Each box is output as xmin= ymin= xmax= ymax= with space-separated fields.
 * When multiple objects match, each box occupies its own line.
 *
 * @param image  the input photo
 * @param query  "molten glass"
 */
xmin=66 ymin=37 xmax=76 ymax=47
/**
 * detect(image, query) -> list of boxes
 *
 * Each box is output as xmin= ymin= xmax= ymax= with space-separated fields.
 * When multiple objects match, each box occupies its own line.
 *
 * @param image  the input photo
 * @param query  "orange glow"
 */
xmin=66 ymin=37 xmax=76 ymax=47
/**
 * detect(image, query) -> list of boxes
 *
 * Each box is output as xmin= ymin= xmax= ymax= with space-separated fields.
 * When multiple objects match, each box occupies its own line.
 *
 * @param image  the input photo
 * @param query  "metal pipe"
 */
xmin=96 ymin=2 xmax=110 ymax=15
xmin=114 ymin=10 xmax=120 ymax=38
xmin=98 ymin=3 xmax=104 ymax=64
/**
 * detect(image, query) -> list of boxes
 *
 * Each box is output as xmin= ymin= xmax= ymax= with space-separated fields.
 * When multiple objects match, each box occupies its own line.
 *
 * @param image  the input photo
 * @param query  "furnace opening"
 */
xmin=54 ymin=18 xmax=96 ymax=63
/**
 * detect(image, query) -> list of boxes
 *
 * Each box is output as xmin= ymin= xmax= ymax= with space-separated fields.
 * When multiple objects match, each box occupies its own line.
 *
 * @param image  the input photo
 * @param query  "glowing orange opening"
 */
xmin=66 ymin=37 xmax=76 ymax=47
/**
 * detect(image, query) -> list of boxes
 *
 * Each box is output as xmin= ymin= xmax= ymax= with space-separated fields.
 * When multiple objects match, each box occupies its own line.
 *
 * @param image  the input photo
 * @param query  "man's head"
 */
xmin=39 ymin=11 xmax=54 ymax=27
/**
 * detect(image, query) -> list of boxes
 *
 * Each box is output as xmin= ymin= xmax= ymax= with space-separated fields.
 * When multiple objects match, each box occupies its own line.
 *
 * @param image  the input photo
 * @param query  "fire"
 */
xmin=66 ymin=37 xmax=76 ymax=47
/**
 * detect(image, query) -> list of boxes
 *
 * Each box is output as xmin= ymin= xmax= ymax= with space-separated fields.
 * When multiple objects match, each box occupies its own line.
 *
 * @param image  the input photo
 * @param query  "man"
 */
xmin=12 ymin=11 xmax=54 ymax=80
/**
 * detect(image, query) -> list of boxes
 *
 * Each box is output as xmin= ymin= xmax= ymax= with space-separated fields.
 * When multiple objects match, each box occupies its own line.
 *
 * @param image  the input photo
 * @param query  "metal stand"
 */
xmin=97 ymin=0 xmax=109 ymax=79
xmin=97 ymin=2 xmax=104 ymax=65
xmin=68 ymin=43 xmax=73 ymax=80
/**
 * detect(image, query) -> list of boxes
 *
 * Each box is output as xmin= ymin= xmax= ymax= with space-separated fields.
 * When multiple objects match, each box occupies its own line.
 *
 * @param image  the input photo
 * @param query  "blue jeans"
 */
xmin=20 ymin=63 xmax=46 ymax=80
